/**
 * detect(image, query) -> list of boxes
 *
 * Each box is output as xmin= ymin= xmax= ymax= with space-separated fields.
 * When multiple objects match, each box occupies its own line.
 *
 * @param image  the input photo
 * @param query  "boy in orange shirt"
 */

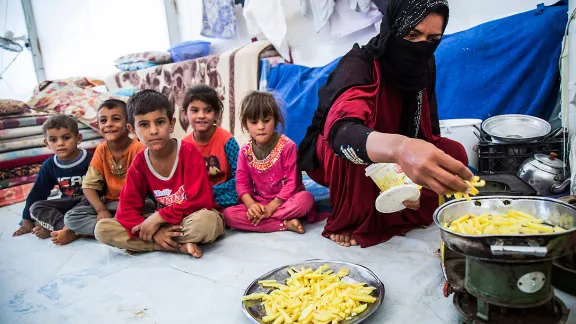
xmin=53 ymin=99 xmax=149 ymax=245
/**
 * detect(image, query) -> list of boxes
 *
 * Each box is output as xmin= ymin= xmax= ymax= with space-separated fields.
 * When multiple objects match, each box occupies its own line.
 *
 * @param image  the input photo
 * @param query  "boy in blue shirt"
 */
xmin=12 ymin=115 xmax=93 ymax=244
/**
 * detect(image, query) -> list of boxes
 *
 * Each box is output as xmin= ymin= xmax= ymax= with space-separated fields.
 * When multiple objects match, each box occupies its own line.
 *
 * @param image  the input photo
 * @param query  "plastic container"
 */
xmin=439 ymin=119 xmax=483 ymax=170
xmin=168 ymin=41 xmax=211 ymax=62
xmin=365 ymin=163 xmax=420 ymax=213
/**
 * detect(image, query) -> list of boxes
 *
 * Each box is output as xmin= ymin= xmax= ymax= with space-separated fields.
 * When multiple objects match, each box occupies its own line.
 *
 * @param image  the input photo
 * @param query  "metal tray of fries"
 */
xmin=242 ymin=260 xmax=385 ymax=324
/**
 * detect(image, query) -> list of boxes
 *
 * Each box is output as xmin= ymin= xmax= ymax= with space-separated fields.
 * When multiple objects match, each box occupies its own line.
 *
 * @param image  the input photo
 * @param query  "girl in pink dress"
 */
xmin=223 ymin=91 xmax=315 ymax=233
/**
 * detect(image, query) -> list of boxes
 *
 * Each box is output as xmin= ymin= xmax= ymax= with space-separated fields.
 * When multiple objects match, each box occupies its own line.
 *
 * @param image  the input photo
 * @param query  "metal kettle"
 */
xmin=517 ymin=152 xmax=570 ymax=196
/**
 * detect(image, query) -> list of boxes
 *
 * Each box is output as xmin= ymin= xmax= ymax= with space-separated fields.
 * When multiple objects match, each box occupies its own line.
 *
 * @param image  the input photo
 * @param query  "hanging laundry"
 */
xmin=329 ymin=0 xmax=382 ymax=38
xmin=243 ymin=0 xmax=290 ymax=60
xmin=371 ymin=0 xmax=389 ymax=13
xmin=299 ymin=0 xmax=336 ymax=33
xmin=346 ymin=0 xmax=372 ymax=13
xmin=201 ymin=0 xmax=237 ymax=39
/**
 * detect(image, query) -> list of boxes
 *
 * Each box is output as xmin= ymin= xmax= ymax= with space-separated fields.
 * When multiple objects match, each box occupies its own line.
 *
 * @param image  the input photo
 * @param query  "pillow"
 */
xmin=114 ymin=51 xmax=173 ymax=65
xmin=107 ymin=88 xmax=137 ymax=97
xmin=0 ymin=99 xmax=28 ymax=116
xmin=115 ymin=61 xmax=160 ymax=71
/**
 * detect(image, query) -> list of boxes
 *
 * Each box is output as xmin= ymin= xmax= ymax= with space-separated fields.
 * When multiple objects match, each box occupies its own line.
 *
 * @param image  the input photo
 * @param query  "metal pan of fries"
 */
xmin=434 ymin=196 xmax=576 ymax=262
xmin=242 ymin=260 xmax=384 ymax=324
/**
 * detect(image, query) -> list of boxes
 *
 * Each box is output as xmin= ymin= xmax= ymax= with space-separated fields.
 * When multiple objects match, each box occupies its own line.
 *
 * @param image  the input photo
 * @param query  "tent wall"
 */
xmin=0 ymin=0 xmax=564 ymax=101
xmin=0 ymin=0 xmax=37 ymax=101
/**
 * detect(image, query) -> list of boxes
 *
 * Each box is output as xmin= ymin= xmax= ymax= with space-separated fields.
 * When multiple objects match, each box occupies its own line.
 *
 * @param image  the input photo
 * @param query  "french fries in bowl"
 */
xmin=242 ymin=261 xmax=384 ymax=324
xmin=442 ymin=209 xmax=567 ymax=235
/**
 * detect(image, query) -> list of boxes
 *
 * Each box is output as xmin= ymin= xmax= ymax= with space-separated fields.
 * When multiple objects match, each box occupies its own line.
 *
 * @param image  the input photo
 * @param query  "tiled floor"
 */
xmin=1 ymin=202 xmax=575 ymax=324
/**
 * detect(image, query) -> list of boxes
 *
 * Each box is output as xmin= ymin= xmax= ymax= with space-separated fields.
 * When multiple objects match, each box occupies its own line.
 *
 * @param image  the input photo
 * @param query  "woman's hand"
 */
xmin=403 ymin=198 xmax=420 ymax=210
xmin=395 ymin=138 xmax=473 ymax=195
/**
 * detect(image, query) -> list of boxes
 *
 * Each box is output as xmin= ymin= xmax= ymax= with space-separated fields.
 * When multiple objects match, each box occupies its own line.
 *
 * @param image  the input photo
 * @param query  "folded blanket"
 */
xmin=0 ymin=115 xmax=50 ymax=130
xmin=0 ymin=123 xmax=90 ymax=141
xmin=0 ymin=155 xmax=53 ymax=171
xmin=0 ymin=164 xmax=41 ymax=180
xmin=0 ymin=138 xmax=103 ymax=163
xmin=0 ymin=100 xmax=28 ymax=116
xmin=0 ymin=183 xmax=34 ymax=207
xmin=27 ymin=77 xmax=128 ymax=131
xmin=0 ymin=129 xmax=101 ymax=153
xmin=0 ymin=174 xmax=38 ymax=190
xmin=0 ymin=110 xmax=51 ymax=121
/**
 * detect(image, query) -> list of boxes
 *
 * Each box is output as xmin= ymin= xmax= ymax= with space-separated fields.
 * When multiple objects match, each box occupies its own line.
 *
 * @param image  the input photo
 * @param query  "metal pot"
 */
xmin=434 ymin=196 xmax=576 ymax=263
xmin=481 ymin=114 xmax=551 ymax=143
xmin=517 ymin=152 xmax=570 ymax=196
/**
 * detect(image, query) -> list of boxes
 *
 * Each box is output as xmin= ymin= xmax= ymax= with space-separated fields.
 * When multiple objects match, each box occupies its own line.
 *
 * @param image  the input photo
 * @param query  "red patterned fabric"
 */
xmin=0 ymin=183 xmax=34 ymax=207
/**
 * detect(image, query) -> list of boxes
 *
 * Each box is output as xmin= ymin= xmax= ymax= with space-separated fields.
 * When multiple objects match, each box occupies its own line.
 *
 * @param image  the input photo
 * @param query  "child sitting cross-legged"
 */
xmin=59 ymin=99 xmax=153 ymax=245
xmin=223 ymin=91 xmax=316 ymax=233
xmin=12 ymin=115 xmax=93 ymax=242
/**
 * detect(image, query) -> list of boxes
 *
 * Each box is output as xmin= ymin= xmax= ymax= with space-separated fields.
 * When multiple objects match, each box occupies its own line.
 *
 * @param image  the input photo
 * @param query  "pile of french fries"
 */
xmin=445 ymin=176 xmax=486 ymax=201
xmin=443 ymin=209 xmax=566 ymax=235
xmin=242 ymin=265 xmax=377 ymax=324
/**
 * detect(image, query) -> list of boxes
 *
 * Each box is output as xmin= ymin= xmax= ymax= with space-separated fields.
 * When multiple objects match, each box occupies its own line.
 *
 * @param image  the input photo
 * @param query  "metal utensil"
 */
xmin=242 ymin=260 xmax=385 ymax=324
xmin=517 ymin=152 xmax=570 ymax=196
xmin=540 ymin=127 xmax=566 ymax=143
xmin=482 ymin=115 xmax=551 ymax=143
xmin=434 ymin=196 xmax=576 ymax=263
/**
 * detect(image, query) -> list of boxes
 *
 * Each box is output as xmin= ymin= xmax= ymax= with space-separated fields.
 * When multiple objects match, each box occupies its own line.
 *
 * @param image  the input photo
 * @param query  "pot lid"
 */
xmin=534 ymin=153 xmax=565 ymax=169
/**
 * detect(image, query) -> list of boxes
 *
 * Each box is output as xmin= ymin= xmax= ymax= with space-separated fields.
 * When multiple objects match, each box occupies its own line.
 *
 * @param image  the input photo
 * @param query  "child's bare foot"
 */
xmin=50 ymin=227 xmax=79 ymax=246
xmin=179 ymin=242 xmax=203 ymax=258
xmin=32 ymin=226 xmax=51 ymax=239
xmin=13 ymin=220 xmax=34 ymax=236
xmin=285 ymin=219 xmax=305 ymax=234
xmin=330 ymin=233 xmax=358 ymax=247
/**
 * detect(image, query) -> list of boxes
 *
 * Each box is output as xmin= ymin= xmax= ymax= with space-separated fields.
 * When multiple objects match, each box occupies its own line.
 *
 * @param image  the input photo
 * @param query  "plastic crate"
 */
xmin=169 ymin=41 xmax=211 ymax=62
xmin=477 ymin=136 xmax=565 ymax=174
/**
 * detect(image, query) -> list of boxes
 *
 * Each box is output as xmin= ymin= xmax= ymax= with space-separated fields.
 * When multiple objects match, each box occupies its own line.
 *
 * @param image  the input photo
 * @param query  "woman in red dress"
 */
xmin=298 ymin=0 xmax=474 ymax=248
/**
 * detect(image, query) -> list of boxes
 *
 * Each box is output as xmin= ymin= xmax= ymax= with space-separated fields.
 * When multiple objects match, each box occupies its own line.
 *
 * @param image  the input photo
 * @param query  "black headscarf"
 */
xmin=366 ymin=0 xmax=449 ymax=91
xmin=298 ymin=0 xmax=449 ymax=172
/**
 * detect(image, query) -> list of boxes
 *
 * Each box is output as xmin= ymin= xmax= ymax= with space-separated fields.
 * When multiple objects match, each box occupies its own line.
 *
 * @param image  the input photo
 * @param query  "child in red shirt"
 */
xmin=94 ymin=90 xmax=225 ymax=258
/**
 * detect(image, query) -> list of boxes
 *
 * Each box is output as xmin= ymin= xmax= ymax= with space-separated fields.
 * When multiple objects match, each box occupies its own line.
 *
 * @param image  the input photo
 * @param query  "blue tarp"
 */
xmin=266 ymin=1 xmax=566 ymax=146
xmin=435 ymin=1 xmax=566 ymax=120
xmin=266 ymin=58 xmax=340 ymax=146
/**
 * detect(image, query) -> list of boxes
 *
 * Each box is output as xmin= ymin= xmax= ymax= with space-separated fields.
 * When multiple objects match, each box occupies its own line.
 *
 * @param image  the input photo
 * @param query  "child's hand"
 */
xmin=403 ymin=198 xmax=420 ymax=210
xmin=132 ymin=212 xmax=163 ymax=242
xmin=264 ymin=199 xmax=283 ymax=218
xmin=247 ymin=203 xmax=265 ymax=225
xmin=153 ymin=225 xmax=183 ymax=250
xmin=96 ymin=210 xmax=113 ymax=222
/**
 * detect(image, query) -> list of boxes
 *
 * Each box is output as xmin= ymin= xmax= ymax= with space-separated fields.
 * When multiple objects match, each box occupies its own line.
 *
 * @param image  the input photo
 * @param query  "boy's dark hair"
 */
xmin=42 ymin=115 xmax=79 ymax=136
xmin=182 ymin=85 xmax=223 ymax=117
xmin=126 ymin=89 xmax=173 ymax=126
xmin=240 ymin=91 xmax=285 ymax=132
xmin=98 ymin=99 xmax=127 ymax=117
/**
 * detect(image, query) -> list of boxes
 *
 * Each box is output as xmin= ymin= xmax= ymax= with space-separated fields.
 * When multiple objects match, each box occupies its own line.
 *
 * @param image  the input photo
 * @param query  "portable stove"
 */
xmin=435 ymin=197 xmax=576 ymax=323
